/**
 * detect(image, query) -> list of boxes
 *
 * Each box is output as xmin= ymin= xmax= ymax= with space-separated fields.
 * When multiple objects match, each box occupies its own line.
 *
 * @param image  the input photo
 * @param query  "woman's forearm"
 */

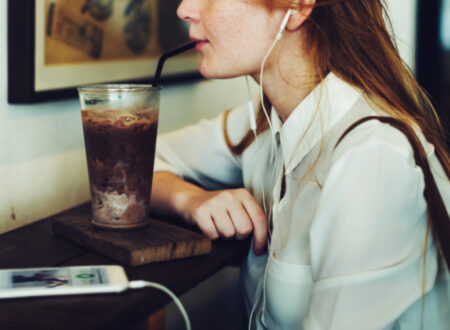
xmin=149 ymin=171 xmax=205 ymax=221
xmin=148 ymin=171 xmax=268 ymax=254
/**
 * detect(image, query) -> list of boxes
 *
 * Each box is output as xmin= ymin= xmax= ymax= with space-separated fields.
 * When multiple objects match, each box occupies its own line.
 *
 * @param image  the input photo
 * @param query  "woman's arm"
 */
xmin=150 ymin=105 xmax=268 ymax=255
xmin=150 ymin=171 xmax=268 ymax=255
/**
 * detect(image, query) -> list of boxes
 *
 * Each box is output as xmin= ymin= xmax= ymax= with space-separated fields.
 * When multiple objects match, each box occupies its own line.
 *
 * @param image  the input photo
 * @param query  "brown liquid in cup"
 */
xmin=82 ymin=109 xmax=158 ymax=229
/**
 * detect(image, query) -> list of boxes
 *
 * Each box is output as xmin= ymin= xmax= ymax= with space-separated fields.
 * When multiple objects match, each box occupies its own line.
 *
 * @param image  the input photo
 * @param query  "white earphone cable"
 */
xmin=247 ymin=9 xmax=293 ymax=330
xmin=259 ymin=38 xmax=278 ymax=147
xmin=259 ymin=9 xmax=293 ymax=147
xmin=245 ymin=76 xmax=258 ymax=138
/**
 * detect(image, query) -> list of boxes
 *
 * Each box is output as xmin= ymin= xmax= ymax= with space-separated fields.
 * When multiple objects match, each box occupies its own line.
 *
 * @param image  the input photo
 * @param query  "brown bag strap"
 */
xmin=335 ymin=116 xmax=450 ymax=270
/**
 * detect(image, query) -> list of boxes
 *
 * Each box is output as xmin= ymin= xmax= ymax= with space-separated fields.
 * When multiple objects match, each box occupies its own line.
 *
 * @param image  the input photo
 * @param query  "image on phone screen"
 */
xmin=4 ymin=267 xmax=109 ymax=290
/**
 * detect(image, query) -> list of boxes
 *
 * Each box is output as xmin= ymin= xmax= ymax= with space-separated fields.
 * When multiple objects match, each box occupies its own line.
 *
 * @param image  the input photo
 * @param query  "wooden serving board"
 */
xmin=52 ymin=213 xmax=211 ymax=266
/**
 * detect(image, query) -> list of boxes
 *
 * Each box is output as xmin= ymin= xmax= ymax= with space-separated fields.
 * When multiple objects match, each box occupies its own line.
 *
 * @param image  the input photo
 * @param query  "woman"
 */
xmin=150 ymin=0 xmax=450 ymax=328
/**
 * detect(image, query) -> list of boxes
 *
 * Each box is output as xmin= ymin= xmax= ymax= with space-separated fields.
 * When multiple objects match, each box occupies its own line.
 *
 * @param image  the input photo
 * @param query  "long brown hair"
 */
xmin=228 ymin=0 xmax=449 ymax=171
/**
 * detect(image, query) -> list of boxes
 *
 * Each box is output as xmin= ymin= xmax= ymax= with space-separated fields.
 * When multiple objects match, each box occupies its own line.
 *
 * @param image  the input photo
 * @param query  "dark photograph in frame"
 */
xmin=8 ymin=0 xmax=201 ymax=104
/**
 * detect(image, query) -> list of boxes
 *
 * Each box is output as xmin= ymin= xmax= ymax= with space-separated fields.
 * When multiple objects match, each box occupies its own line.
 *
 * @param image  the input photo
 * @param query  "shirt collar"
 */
xmin=270 ymin=72 xmax=362 ymax=173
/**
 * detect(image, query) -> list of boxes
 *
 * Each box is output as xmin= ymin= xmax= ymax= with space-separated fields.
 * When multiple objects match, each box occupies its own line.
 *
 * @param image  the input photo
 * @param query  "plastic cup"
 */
xmin=77 ymin=84 xmax=160 ymax=230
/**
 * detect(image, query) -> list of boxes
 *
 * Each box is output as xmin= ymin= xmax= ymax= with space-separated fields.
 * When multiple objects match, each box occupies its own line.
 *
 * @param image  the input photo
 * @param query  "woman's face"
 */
xmin=177 ymin=0 xmax=285 ymax=79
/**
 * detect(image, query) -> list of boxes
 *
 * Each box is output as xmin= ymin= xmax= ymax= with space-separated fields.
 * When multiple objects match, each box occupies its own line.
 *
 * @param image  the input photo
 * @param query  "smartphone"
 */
xmin=0 ymin=265 xmax=129 ymax=299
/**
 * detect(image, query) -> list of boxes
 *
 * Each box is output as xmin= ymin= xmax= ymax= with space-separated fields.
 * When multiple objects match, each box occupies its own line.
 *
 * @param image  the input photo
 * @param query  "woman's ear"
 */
xmin=286 ymin=0 xmax=316 ymax=31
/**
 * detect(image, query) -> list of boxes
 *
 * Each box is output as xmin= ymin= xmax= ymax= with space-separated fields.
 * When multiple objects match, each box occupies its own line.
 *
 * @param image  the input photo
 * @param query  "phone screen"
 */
xmin=0 ymin=267 xmax=109 ymax=290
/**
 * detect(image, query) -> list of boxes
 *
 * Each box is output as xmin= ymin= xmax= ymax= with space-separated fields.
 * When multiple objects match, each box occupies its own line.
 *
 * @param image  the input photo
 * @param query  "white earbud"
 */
xmin=276 ymin=9 xmax=295 ymax=40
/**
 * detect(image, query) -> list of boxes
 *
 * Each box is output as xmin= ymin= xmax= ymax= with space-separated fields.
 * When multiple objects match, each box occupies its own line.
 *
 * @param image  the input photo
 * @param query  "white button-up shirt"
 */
xmin=154 ymin=73 xmax=450 ymax=329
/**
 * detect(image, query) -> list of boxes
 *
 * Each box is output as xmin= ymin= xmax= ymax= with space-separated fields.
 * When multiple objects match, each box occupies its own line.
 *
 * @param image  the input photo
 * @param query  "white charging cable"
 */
xmin=129 ymin=280 xmax=191 ymax=330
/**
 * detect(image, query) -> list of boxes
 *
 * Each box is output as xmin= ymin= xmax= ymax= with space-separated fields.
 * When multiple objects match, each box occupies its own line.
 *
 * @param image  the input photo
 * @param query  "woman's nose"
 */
xmin=177 ymin=0 xmax=200 ymax=23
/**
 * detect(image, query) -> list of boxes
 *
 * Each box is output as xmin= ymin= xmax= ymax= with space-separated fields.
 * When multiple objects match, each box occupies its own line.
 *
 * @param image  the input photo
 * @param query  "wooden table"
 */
xmin=0 ymin=203 xmax=250 ymax=330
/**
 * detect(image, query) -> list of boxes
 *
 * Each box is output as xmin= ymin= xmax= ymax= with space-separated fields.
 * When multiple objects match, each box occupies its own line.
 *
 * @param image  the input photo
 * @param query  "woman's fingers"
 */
xmin=192 ymin=207 xmax=219 ymax=239
xmin=227 ymin=207 xmax=253 ymax=240
xmin=212 ymin=190 xmax=253 ymax=240
xmin=211 ymin=211 xmax=236 ymax=239
xmin=239 ymin=190 xmax=268 ymax=255
xmin=188 ymin=188 xmax=268 ymax=255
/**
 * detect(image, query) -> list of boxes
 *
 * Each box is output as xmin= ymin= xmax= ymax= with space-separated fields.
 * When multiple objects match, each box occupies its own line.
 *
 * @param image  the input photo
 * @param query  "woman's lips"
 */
xmin=193 ymin=40 xmax=208 ymax=51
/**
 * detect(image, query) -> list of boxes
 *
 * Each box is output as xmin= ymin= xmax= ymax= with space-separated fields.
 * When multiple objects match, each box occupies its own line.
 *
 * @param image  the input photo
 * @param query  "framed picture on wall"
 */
xmin=8 ymin=0 xmax=201 ymax=104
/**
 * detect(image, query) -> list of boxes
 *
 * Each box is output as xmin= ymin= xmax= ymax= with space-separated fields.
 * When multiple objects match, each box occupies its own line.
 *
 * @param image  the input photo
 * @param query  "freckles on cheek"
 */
xmin=219 ymin=21 xmax=253 ymax=56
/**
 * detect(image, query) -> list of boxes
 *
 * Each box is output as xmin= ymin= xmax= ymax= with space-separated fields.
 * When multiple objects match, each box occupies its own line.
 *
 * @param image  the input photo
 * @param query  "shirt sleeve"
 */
xmin=304 ymin=123 xmax=440 ymax=329
xmin=154 ymin=103 xmax=249 ymax=190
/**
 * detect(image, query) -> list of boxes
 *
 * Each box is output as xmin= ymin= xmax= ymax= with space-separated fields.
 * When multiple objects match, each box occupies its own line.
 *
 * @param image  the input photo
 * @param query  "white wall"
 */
xmin=385 ymin=0 xmax=418 ymax=70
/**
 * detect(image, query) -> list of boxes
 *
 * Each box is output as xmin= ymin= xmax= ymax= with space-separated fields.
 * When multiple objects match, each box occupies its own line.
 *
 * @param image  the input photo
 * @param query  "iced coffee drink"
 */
xmin=78 ymin=85 xmax=160 ymax=230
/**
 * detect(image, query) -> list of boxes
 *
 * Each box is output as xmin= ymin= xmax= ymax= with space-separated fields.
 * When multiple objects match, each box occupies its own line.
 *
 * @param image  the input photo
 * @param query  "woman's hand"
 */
xmin=175 ymin=188 xmax=268 ymax=256
xmin=150 ymin=172 xmax=268 ymax=256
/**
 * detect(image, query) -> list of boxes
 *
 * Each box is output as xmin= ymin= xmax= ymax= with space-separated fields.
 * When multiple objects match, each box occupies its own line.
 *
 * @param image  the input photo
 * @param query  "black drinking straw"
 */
xmin=152 ymin=42 xmax=196 ymax=87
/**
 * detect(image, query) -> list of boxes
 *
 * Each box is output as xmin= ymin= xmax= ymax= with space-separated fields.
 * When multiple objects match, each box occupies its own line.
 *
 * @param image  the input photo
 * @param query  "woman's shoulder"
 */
xmin=331 ymin=103 xmax=435 ymax=165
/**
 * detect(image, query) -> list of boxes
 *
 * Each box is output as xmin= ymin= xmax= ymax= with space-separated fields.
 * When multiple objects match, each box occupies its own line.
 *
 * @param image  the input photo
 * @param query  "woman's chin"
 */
xmin=198 ymin=64 xmax=219 ymax=79
xmin=198 ymin=64 xmax=242 ymax=80
xmin=198 ymin=69 xmax=214 ymax=79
